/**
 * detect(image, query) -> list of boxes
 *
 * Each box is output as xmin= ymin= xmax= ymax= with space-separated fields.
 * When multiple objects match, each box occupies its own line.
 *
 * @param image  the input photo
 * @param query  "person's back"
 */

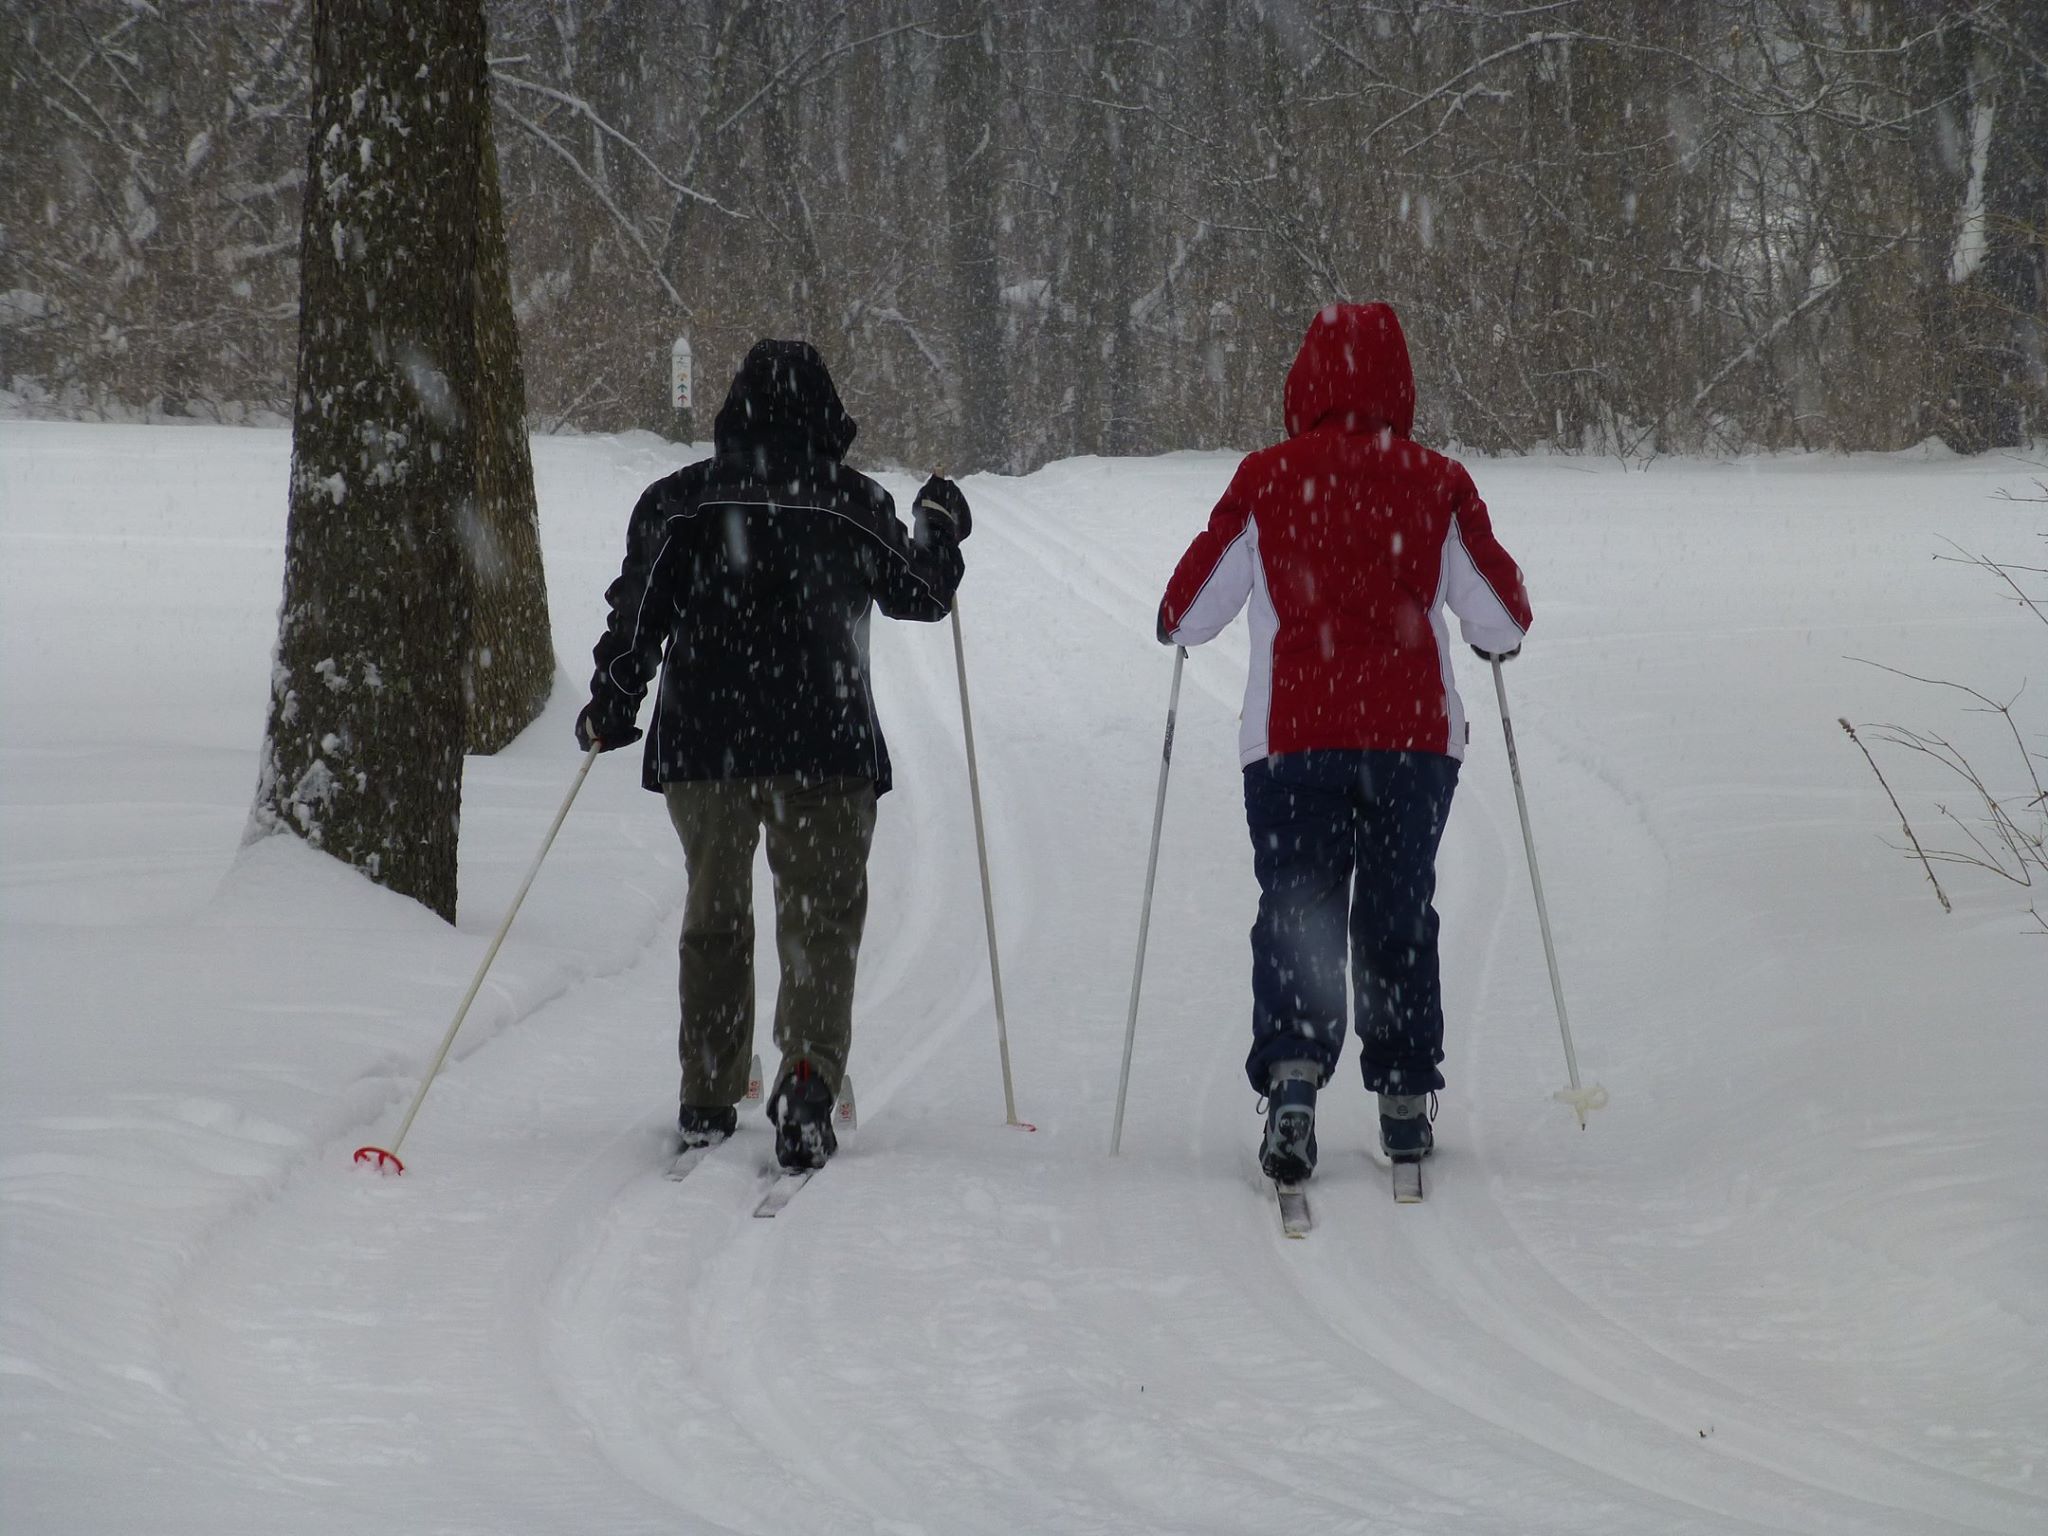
xmin=579 ymin=338 xmax=970 ymax=1173
xmin=593 ymin=340 xmax=959 ymax=794
xmin=1157 ymin=302 xmax=1530 ymax=1189
xmin=1161 ymin=302 xmax=1526 ymax=764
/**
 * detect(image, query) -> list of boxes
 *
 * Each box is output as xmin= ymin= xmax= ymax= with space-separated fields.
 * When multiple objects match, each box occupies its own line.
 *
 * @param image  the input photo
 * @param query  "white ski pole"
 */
xmin=1491 ymin=657 xmax=1606 ymax=1127
xmin=948 ymin=598 xmax=1030 ymax=1129
xmin=1111 ymin=645 xmax=1186 ymax=1155
xmin=355 ymin=743 xmax=602 ymax=1173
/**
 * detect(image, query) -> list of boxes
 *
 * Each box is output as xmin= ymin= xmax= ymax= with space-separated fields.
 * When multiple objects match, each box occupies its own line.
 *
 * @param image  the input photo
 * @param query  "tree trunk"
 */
xmin=1955 ymin=15 xmax=2046 ymax=451
xmin=940 ymin=2 xmax=1006 ymax=473
xmin=1065 ymin=0 xmax=1141 ymax=460
xmin=250 ymin=0 xmax=489 ymax=922
xmin=466 ymin=122 xmax=555 ymax=754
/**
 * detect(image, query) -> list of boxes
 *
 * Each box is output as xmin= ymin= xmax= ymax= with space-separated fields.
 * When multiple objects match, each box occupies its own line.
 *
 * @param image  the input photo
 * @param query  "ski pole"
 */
xmin=948 ymin=597 xmax=1031 ymax=1130
xmin=1491 ymin=657 xmax=1606 ymax=1128
xmin=1111 ymin=645 xmax=1186 ymax=1155
xmin=355 ymin=743 xmax=602 ymax=1173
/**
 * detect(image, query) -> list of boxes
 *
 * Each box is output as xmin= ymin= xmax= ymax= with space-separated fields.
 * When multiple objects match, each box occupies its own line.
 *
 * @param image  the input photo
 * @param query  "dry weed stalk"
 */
xmin=1843 ymin=535 xmax=2046 ymax=932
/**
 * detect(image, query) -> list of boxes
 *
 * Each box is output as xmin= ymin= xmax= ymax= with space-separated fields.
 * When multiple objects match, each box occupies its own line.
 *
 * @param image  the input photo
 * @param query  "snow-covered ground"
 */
xmin=2 ymin=418 xmax=2041 ymax=1534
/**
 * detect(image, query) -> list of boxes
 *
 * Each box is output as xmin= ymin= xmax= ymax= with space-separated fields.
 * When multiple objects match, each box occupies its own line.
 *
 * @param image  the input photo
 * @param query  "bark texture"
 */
xmin=252 ymin=0 xmax=489 ymax=921
xmin=466 ymin=123 xmax=554 ymax=755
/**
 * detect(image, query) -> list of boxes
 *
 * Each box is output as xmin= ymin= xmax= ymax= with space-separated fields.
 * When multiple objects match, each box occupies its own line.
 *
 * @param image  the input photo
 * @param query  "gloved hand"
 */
xmin=914 ymin=474 xmax=972 ymax=542
xmin=575 ymin=697 xmax=643 ymax=753
xmin=1472 ymin=645 xmax=1521 ymax=663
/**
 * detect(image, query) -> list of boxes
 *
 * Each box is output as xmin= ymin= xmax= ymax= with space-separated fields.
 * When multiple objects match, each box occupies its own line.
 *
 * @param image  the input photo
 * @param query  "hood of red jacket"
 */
xmin=1282 ymin=303 xmax=1416 ymax=440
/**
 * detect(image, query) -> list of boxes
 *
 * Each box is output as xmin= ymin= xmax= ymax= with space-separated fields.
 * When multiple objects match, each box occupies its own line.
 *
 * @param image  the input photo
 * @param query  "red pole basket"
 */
xmin=354 ymin=1146 xmax=405 ymax=1174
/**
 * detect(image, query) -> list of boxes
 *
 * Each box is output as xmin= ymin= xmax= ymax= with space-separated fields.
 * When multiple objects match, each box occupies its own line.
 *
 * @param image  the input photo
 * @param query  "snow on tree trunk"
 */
xmin=1948 ymin=62 xmax=1996 ymax=288
xmin=1917 ymin=21 xmax=2041 ymax=455
xmin=465 ymin=123 xmax=555 ymax=756
xmin=249 ymin=0 xmax=490 ymax=923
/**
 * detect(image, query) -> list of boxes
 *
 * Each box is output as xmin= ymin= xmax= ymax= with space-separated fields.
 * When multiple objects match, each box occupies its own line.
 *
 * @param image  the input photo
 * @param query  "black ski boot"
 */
xmin=678 ymin=1104 xmax=738 ymax=1150
xmin=768 ymin=1061 xmax=838 ymax=1172
xmin=1260 ymin=1064 xmax=1319 ymax=1184
xmin=1378 ymin=1092 xmax=1435 ymax=1161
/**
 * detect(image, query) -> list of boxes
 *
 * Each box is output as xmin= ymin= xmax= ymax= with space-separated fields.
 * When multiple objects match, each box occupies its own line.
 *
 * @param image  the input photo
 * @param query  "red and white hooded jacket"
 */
xmin=1158 ymin=303 xmax=1532 ymax=765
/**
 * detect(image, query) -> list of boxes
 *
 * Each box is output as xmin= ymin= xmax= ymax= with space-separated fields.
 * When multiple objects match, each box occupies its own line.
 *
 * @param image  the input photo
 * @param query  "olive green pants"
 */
xmin=662 ymin=776 xmax=877 ymax=1110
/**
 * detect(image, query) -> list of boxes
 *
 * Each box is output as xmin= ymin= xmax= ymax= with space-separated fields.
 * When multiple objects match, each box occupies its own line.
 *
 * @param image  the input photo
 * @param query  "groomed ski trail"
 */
xmin=79 ymin=453 xmax=2047 ymax=1534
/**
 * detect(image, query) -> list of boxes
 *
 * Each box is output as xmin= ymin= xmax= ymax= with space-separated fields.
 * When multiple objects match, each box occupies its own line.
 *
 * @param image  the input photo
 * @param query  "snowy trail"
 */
xmin=952 ymin=482 xmax=2041 ymax=1535
xmin=3 ymin=423 xmax=2042 ymax=1533
xmin=161 ymin=615 xmax=998 ymax=1531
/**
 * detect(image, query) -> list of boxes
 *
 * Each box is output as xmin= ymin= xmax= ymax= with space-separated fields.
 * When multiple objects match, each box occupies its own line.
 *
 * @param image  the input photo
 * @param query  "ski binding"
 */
xmin=750 ymin=1075 xmax=855 ymax=1216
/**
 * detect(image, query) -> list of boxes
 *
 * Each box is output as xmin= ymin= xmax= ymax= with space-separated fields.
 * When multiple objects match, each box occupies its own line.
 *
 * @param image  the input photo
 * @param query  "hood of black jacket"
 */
xmin=712 ymin=340 xmax=858 ymax=463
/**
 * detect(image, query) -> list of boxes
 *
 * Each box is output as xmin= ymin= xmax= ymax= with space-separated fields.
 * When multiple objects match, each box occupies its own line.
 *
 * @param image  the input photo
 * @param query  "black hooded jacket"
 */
xmin=588 ymin=341 xmax=963 ymax=794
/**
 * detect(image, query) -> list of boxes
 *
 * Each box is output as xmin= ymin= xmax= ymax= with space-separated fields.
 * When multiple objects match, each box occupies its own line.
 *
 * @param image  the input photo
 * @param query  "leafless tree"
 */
xmin=6 ymin=1 xmax=2041 ymax=469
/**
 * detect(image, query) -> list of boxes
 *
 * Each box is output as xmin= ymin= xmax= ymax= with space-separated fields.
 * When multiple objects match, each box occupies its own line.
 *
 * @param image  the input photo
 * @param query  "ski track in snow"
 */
xmin=2 ymin=423 xmax=2042 ymax=1533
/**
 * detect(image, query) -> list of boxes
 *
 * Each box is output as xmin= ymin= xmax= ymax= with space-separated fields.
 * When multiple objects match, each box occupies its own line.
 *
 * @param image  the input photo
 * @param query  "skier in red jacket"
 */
xmin=1157 ymin=302 xmax=1531 ymax=1184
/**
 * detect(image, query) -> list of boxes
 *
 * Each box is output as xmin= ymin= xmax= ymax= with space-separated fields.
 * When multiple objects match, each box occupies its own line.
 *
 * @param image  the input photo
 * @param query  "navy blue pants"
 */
xmin=1242 ymin=750 xmax=1460 ymax=1096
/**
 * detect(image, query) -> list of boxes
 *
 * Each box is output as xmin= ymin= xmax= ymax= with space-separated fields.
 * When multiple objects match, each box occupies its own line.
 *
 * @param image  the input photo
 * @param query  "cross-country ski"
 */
xmin=1274 ymin=1182 xmax=1312 ymax=1238
xmin=665 ymin=1145 xmax=713 ymax=1182
xmin=1391 ymin=1160 xmax=1425 ymax=1205
xmin=754 ymin=1169 xmax=817 ymax=1218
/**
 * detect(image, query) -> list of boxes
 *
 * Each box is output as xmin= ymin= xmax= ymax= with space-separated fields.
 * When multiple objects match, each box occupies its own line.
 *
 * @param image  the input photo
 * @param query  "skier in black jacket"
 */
xmin=578 ymin=339 xmax=970 ymax=1170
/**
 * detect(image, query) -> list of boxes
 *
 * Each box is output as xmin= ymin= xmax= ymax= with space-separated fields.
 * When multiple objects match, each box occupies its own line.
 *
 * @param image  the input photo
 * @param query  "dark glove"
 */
xmin=575 ymin=697 xmax=643 ymax=753
xmin=914 ymin=474 xmax=972 ymax=542
xmin=1471 ymin=645 xmax=1521 ymax=663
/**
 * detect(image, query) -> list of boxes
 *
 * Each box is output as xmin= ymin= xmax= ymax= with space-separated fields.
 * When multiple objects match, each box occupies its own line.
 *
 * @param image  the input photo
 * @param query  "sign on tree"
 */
xmin=672 ymin=337 xmax=693 ymax=411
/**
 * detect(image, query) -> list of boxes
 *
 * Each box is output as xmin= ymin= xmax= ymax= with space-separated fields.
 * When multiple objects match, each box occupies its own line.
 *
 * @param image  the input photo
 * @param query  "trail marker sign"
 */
xmin=671 ymin=337 xmax=693 ymax=411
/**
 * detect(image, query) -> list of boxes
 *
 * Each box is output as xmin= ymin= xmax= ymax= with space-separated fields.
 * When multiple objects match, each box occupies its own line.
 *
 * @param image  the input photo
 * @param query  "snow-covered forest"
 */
xmin=3 ymin=0 xmax=2043 ymax=466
